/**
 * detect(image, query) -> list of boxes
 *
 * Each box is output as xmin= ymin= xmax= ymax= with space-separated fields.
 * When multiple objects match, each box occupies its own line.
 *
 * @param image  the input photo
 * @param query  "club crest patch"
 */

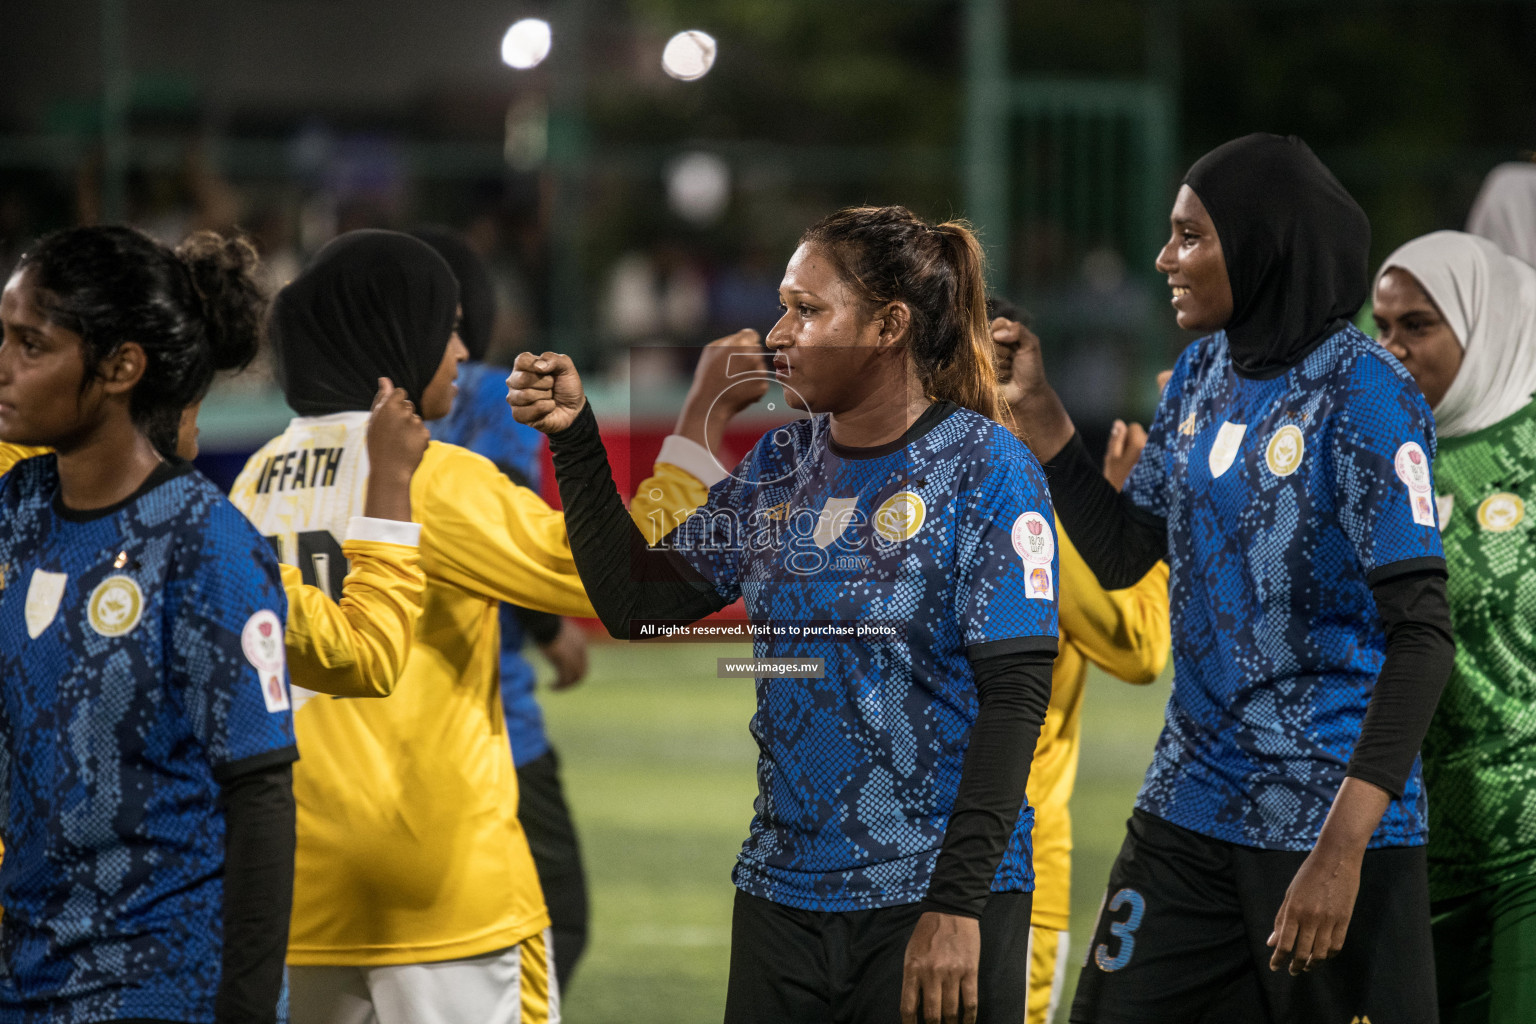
xmin=1265 ymin=425 xmax=1305 ymax=477
xmin=87 ymin=574 xmax=143 ymax=638
xmin=1477 ymin=492 xmax=1525 ymax=533
xmin=242 ymin=609 xmax=290 ymax=712
xmin=1012 ymin=511 xmax=1054 ymax=566
xmin=25 ymin=569 xmax=68 ymax=639
xmin=874 ymin=491 xmax=926 ymax=544
xmin=1208 ymin=421 xmax=1247 ymax=478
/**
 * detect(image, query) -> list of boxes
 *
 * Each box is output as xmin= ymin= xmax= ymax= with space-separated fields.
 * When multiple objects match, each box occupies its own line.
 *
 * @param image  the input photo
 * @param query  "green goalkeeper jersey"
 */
xmin=1423 ymin=397 xmax=1536 ymax=901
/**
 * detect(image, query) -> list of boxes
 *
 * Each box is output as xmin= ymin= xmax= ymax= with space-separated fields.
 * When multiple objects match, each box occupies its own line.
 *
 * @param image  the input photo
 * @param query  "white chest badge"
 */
xmin=1208 ymin=421 xmax=1248 ymax=478
xmin=25 ymin=569 xmax=68 ymax=639
xmin=812 ymin=497 xmax=861 ymax=549
xmin=88 ymin=575 xmax=144 ymax=637
xmin=874 ymin=491 xmax=926 ymax=544
xmin=242 ymin=609 xmax=291 ymax=712
xmin=1477 ymin=492 xmax=1525 ymax=533
xmin=1265 ymin=425 xmax=1305 ymax=477
xmin=1394 ymin=442 xmax=1436 ymax=527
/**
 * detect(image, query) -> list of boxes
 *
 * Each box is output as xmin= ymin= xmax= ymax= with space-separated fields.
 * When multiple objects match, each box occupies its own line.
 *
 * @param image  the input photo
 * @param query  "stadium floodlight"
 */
xmin=661 ymin=30 xmax=717 ymax=81
xmin=501 ymin=18 xmax=552 ymax=70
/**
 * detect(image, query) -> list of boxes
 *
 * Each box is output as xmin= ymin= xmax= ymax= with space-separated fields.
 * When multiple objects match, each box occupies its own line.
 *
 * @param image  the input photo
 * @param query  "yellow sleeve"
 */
xmin=1057 ymin=528 xmax=1170 ymax=685
xmin=630 ymin=461 xmax=711 ymax=545
xmin=416 ymin=441 xmax=713 ymax=615
xmin=282 ymin=538 xmax=426 ymax=698
xmin=0 ymin=444 xmax=50 ymax=478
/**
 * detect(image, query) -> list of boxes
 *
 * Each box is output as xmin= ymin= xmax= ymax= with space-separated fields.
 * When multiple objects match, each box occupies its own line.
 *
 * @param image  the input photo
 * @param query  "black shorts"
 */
xmin=1071 ymin=809 xmax=1436 ymax=1024
xmin=724 ymin=888 xmax=1033 ymax=1024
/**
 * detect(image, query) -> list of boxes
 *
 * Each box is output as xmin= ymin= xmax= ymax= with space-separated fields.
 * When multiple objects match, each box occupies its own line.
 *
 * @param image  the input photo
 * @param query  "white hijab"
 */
xmin=1467 ymin=162 xmax=1536 ymax=266
xmin=1377 ymin=230 xmax=1536 ymax=438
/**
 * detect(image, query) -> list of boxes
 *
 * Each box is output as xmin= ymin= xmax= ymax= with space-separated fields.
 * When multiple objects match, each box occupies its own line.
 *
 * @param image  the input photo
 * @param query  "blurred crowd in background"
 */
xmin=2 ymin=0 xmax=1533 ymax=447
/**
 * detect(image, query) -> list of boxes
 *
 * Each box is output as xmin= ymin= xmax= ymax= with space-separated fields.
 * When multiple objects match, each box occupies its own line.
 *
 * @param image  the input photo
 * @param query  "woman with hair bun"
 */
xmin=0 ymin=225 xmax=297 ymax=1023
xmin=509 ymin=205 xmax=1059 ymax=1024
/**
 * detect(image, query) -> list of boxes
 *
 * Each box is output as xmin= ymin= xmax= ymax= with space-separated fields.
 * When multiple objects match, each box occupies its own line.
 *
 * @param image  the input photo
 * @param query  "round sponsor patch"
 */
xmin=1011 ymin=511 xmax=1054 ymax=565
xmin=874 ymin=490 xmax=926 ymax=543
xmin=242 ymin=609 xmax=290 ymax=713
xmin=242 ymin=609 xmax=285 ymax=671
xmin=1264 ymin=424 xmax=1305 ymax=477
xmin=88 ymin=575 xmax=143 ymax=637
xmin=1394 ymin=442 xmax=1432 ymax=494
xmin=1477 ymin=492 xmax=1525 ymax=533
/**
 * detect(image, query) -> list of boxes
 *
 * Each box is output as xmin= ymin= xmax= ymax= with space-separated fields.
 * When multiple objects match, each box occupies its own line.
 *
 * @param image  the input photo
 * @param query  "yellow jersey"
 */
xmin=229 ymin=414 xmax=706 ymax=966
xmin=1028 ymin=531 xmax=1169 ymax=931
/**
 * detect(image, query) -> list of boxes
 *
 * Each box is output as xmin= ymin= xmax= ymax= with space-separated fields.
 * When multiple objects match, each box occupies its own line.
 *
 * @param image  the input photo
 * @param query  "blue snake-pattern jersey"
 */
xmin=668 ymin=404 xmax=1059 ymax=911
xmin=1125 ymin=325 xmax=1444 ymax=851
xmin=0 ymin=457 xmax=297 ymax=1024
xmin=431 ymin=359 xmax=551 ymax=767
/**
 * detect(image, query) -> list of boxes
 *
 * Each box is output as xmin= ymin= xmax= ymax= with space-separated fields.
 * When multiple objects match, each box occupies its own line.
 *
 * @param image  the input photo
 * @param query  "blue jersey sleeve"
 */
xmin=1327 ymin=351 xmax=1446 ymax=580
xmin=954 ymin=431 xmax=1060 ymax=648
xmin=1124 ymin=343 xmax=1197 ymax=520
xmin=166 ymin=503 xmax=298 ymax=775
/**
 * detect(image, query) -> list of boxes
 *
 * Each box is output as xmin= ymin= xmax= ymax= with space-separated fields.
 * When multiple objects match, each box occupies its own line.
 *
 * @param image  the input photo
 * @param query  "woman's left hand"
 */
xmin=1266 ymin=847 xmax=1361 ymax=975
xmin=1266 ymin=776 xmax=1388 ymax=975
xmin=900 ymin=911 xmax=981 ymax=1024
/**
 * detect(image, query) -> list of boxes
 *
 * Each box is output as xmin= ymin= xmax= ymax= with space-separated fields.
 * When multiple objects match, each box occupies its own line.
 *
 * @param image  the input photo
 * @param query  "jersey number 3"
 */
xmin=267 ymin=531 xmax=349 ymax=600
xmin=1093 ymin=888 xmax=1145 ymax=973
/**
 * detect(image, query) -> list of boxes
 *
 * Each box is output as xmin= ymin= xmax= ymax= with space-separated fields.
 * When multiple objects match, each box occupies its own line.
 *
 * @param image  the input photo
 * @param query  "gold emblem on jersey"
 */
xmin=874 ymin=491 xmax=926 ymax=544
xmin=1477 ymin=492 xmax=1525 ymax=533
xmin=1178 ymin=412 xmax=1197 ymax=436
xmin=88 ymin=574 xmax=144 ymax=637
xmin=1265 ymin=424 xmax=1305 ymax=477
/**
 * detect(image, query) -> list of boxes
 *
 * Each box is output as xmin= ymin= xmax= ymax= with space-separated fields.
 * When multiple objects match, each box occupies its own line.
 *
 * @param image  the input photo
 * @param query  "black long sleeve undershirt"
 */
xmin=548 ymin=401 xmax=728 ymax=635
xmin=919 ymin=645 xmax=1055 ymax=920
xmin=215 ymin=761 xmax=295 ymax=1024
xmin=1349 ymin=569 xmax=1455 ymax=799
xmin=1042 ymin=432 xmax=1167 ymax=590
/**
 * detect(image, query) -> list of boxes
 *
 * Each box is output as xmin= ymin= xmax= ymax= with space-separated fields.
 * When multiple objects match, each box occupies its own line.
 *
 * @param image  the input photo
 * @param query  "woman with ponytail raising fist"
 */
xmin=510 ymin=206 xmax=1058 ymax=1024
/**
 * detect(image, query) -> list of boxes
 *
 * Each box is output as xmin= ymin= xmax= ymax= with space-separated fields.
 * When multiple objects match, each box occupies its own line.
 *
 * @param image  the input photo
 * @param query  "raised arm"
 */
xmin=282 ymin=380 xmax=429 ymax=698
xmin=1056 ymin=422 xmax=1170 ymax=685
xmin=996 ymin=318 xmax=1168 ymax=588
xmin=507 ymin=351 xmax=730 ymax=637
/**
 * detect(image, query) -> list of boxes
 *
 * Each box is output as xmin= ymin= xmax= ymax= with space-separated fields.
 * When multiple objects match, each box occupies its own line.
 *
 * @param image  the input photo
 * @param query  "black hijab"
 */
xmin=272 ymin=230 xmax=459 ymax=415
xmin=409 ymin=226 xmax=496 ymax=362
xmin=1183 ymin=134 xmax=1371 ymax=378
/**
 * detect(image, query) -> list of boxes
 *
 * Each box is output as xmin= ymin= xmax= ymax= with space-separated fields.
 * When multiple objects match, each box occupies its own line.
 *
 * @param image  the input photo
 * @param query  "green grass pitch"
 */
xmin=540 ymin=642 xmax=1170 ymax=1023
